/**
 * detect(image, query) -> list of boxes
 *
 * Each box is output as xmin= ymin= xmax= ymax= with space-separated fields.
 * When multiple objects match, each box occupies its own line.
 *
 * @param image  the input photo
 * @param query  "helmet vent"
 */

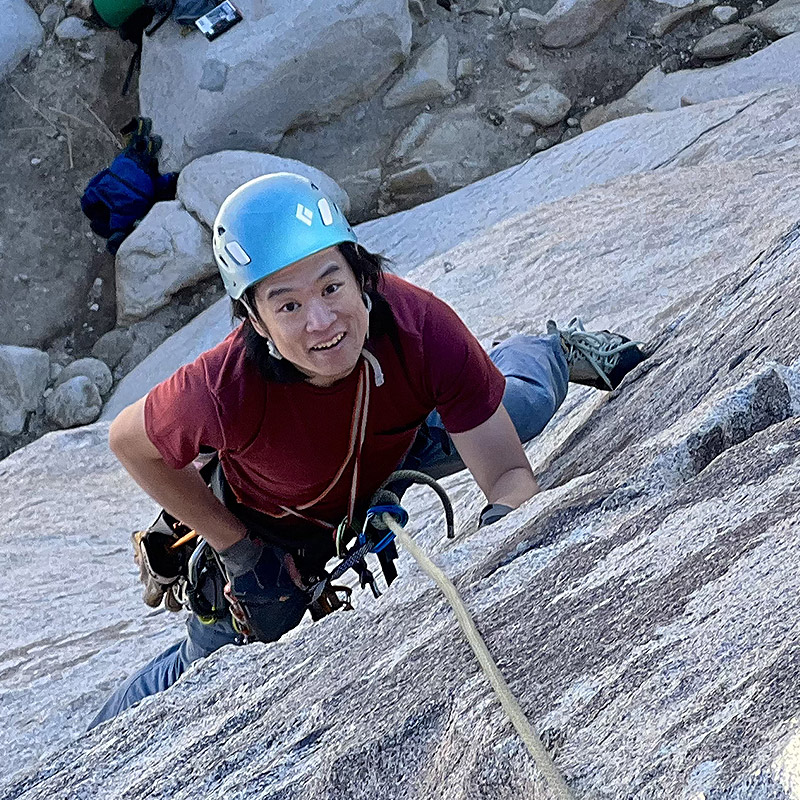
xmin=318 ymin=198 xmax=334 ymax=226
xmin=216 ymin=225 xmax=226 ymax=236
xmin=225 ymin=241 xmax=251 ymax=265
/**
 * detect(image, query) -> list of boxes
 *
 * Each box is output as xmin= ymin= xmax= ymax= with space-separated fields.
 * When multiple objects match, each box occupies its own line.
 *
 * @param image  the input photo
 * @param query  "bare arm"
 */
xmin=109 ymin=397 xmax=247 ymax=551
xmin=449 ymin=403 xmax=539 ymax=510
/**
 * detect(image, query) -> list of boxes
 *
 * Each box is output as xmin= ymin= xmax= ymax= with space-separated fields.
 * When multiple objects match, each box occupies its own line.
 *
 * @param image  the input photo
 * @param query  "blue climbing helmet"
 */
xmin=212 ymin=172 xmax=358 ymax=300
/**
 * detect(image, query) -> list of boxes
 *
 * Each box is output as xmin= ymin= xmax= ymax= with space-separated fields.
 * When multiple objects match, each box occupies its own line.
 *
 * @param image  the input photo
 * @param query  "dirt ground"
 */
xmin=0 ymin=23 xmax=139 ymax=352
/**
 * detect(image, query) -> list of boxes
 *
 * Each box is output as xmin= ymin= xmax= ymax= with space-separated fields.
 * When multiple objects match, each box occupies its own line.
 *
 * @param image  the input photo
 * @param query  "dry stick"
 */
xmin=48 ymin=106 xmax=100 ymax=132
xmin=64 ymin=122 xmax=74 ymax=169
xmin=7 ymin=82 xmax=59 ymax=134
xmin=77 ymin=95 xmax=124 ymax=148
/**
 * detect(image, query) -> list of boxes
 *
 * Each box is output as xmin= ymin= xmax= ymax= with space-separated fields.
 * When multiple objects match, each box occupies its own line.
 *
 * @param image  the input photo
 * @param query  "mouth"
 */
xmin=309 ymin=332 xmax=346 ymax=352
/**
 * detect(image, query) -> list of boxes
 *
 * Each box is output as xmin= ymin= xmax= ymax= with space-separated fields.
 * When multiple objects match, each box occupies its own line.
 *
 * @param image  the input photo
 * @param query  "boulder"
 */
xmin=712 ymin=4 xmax=739 ymax=23
xmin=140 ymin=0 xmax=412 ymax=170
xmin=743 ymin=0 xmax=800 ymax=39
xmin=115 ymin=201 xmax=216 ymax=323
xmin=177 ymin=151 xmax=350 ymax=229
xmin=692 ymin=23 xmax=755 ymax=59
xmin=0 ymin=0 xmax=42 ymax=81
xmin=540 ymin=0 xmax=627 ymax=48
xmin=383 ymin=35 xmax=455 ymax=109
xmin=509 ymin=83 xmax=572 ymax=127
xmin=54 ymin=357 xmax=113 ymax=396
xmin=625 ymin=33 xmax=800 ymax=111
xmin=45 ymin=376 xmax=102 ymax=428
xmin=0 ymin=346 xmax=49 ymax=435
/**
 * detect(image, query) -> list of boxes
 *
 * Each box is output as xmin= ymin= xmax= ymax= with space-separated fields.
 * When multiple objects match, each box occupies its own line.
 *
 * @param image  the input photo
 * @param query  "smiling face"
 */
xmin=249 ymin=246 xmax=369 ymax=387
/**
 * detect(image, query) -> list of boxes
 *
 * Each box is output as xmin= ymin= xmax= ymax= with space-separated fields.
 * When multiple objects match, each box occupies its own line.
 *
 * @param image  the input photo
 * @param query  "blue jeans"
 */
xmin=89 ymin=335 xmax=568 ymax=728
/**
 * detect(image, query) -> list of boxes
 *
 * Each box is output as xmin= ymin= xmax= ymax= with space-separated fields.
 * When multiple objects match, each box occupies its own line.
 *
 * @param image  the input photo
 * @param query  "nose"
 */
xmin=305 ymin=297 xmax=336 ymax=332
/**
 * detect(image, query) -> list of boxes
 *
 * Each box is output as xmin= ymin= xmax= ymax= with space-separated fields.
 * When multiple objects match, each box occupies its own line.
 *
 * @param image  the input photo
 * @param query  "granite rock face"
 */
xmin=102 ymin=88 xmax=800 ymax=418
xmin=4 ymin=86 xmax=800 ymax=797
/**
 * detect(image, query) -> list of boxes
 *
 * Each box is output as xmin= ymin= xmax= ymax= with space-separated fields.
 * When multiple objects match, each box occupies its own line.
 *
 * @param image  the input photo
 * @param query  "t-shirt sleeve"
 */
xmin=144 ymin=356 xmax=226 ymax=469
xmin=422 ymin=294 xmax=506 ymax=434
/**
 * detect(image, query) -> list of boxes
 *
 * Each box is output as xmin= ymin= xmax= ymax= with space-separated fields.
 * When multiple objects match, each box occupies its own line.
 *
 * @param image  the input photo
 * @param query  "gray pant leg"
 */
xmin=88 ymin=614 xmax=239 ymax=729
xmin=401 ymin=334 xmax=569 ymax=480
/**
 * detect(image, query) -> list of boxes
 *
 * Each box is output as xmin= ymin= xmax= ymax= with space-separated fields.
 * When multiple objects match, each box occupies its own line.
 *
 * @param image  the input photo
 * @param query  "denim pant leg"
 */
xmin=88 ymin=613 xmax=240 ymax=729
xmin=401 ymin=334 xmax=569 ymax=480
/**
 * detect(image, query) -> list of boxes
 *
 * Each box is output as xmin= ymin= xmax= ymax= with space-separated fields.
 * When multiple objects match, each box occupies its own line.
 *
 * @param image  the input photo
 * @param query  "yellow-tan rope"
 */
xmin=382 ymin=513 xmax=576 ymax=800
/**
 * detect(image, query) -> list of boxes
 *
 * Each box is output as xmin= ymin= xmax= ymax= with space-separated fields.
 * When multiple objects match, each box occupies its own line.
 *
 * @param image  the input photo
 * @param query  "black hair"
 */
xmin=230 ymin=242 xmax=393 ymax=383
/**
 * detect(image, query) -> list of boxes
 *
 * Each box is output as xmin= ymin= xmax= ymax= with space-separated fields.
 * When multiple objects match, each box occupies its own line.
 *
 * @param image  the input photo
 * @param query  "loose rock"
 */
xmin=45 ymin=376 xmax=102 ymax=428
xmin=693 ymin=23 xmax=755 ymax=58
xmin=456 ymin=57 xmax=475 ymax=79
xmin=383 ymin=35 xmax=455 ymax=109
xmin=513 ymin=7 xmax=544 ymax=28
xmin=39 ymin=3 xmax=65 ymax=30
xmin=510 ymin=83 xmax=572 ymax=127
xmin=581 ymin=97 xmax=647 ymax=131
xmin=115 ymin=201 xmax=216 ymax=324
xmin=505 ymin=50 xmax=536 ymax=71
xmin=54 ymin=16 xmax=94 ymax=39
xmin=91 ymin=329 xmax=135 ymax=371
xmin=712 ymin=5 xmax=739 ymax=23
xmin=473 ymin=0 xmax=500 ymax=14
xmin=54 ymin=358 xmax=113 ymax=396
xmin=0 ymin=346 xmax=50 ymax=436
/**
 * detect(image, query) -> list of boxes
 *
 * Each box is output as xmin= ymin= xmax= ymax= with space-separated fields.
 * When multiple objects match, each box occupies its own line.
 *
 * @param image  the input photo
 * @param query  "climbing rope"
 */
xmin=373 ymin=471 xmax=576 ymax=800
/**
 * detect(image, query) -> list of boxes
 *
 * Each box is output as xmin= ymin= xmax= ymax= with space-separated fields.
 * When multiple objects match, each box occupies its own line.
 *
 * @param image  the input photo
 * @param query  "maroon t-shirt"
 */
xmin=145 ymin=274 xmax=505 ymax=534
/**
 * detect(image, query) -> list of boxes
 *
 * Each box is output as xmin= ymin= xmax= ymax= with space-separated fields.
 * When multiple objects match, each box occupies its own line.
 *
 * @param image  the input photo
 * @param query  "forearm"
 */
xmin=486 ymin=465 xmax=540 ymax=508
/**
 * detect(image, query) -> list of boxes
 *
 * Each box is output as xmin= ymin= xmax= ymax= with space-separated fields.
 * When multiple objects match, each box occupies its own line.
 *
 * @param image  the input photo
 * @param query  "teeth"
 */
xmin=311 ymin=332 xmax=345 ymax=351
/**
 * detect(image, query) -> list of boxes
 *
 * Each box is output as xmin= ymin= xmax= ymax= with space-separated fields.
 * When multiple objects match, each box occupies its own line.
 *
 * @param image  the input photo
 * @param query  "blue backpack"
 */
xmin=81 ymin=117 xmax=178 ymax=254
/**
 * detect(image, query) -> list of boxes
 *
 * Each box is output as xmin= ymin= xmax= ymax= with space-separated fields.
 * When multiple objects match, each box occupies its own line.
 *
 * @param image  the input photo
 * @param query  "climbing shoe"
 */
xmin=547 ymin=317 xmax=646 ymax=390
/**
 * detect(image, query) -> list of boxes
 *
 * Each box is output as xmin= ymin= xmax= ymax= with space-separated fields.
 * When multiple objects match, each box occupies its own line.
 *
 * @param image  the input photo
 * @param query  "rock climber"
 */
xmin=90 ymin=172 xmax=645 ymax=726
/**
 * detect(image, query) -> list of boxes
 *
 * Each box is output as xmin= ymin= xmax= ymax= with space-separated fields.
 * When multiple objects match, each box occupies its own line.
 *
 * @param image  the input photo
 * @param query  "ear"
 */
xmin=249 ymin=315 xmax=270 ymax=340
xmin=240 ymin=295 xmax=270 ymax=339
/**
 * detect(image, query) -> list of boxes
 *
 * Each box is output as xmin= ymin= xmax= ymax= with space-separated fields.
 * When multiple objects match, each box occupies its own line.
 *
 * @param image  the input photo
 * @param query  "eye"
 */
xmin=323 ymin=283 xmax=342 ymax=296
xmin=279 ymin=301 xmax=299 ymax=313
